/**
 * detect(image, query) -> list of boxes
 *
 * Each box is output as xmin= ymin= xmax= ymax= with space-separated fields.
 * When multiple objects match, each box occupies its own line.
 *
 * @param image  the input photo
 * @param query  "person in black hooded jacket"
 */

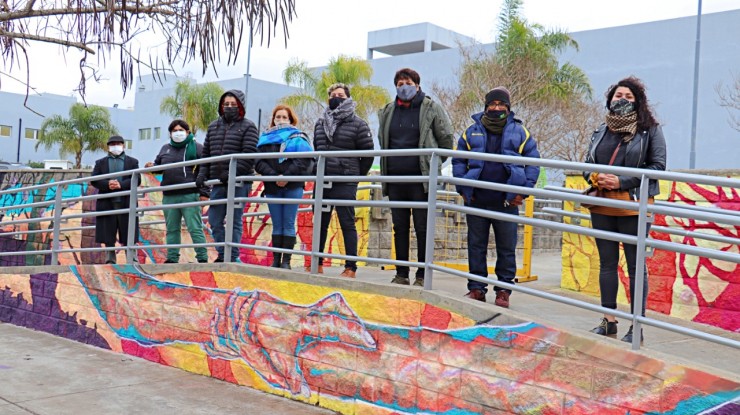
xmin=311 ymin=83 xmax=374 ymax=278
xmin=196 ymin=89 xmax=259 ymax=262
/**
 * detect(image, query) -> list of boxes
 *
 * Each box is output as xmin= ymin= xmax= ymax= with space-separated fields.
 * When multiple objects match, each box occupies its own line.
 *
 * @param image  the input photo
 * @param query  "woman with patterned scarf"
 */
xmin=583 ymin=77 xmax=667 ymax=344
xmin=146 ymin=119 xmax=210 ymax=264
xmin=256 ymin=105 xmax=314 ymax=269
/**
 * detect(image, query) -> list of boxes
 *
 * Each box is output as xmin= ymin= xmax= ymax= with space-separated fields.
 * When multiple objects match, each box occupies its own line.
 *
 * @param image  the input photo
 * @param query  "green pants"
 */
xmin=163 ymin=193 xmax=208 ymax=262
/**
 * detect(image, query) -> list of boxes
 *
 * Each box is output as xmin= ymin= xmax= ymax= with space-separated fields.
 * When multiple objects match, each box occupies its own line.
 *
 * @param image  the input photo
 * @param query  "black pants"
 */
xmin=590 ymin=213 xmax=650 ymax=316
xmin=318 ymin=183 xmax=358 ymax=271
xmin=387 ymin=183 xmax=428 ymax=279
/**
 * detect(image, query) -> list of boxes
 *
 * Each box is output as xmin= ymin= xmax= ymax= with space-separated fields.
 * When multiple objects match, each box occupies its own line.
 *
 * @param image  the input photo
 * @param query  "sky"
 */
xmin=3 ymin=0 xmax=740 ymax=108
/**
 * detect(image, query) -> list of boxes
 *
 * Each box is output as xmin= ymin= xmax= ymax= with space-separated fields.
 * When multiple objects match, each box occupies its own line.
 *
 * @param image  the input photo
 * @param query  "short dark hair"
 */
xmin=327 ymin=83 xmax=351 ymax=98
xmin=168 ymin=119 xmax=190 ymax=133
xmin=393 ymin=68 xmax=421 ymax=85
xmin=605 ymin=76 xmax=658 ymax=130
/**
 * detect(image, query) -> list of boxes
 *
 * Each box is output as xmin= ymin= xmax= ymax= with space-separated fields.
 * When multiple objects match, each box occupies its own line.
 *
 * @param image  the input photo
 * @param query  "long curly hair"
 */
xmin=605 ymin=76 xmax=659 ymax=130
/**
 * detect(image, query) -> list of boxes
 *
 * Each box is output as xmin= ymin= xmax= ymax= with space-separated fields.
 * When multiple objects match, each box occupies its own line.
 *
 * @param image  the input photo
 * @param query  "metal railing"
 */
xmin=1 ymin=149 xmax=739 ymax=352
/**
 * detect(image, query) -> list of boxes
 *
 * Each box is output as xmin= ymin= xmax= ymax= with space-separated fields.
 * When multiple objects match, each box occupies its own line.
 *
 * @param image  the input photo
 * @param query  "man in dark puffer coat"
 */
xmin=196 ymin=89 xmax=258 ymax=262
xmin=311 ymin=83 xmax=374 ymax=278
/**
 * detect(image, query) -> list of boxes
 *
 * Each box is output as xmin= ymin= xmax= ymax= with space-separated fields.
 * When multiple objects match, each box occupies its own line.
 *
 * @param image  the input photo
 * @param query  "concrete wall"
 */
xmin=561 ymin=171 xmax=740 ymax=332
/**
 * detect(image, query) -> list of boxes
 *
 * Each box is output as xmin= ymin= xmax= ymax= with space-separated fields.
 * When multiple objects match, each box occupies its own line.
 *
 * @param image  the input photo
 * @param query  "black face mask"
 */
xmin=223 ymin=106 xmax=239 ymax=122
xmin=328 ymin=97 xmax=345 ymax=110
xmin=485 ymin=109 xmax=508 ymax=120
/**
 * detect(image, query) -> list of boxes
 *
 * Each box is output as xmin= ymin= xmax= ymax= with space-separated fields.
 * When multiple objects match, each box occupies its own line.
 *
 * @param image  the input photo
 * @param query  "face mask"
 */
xmin=485 ymin=109 xmax=508 ymax=120
xmin=328 ymin=97 xmax=345 ymax=110
xmin=109 ymin=145 xmax=124 ymax=156
xmin=171 ymin=131 xmax=187 ymax=143
xmin=396 ymin=84 xmax=418 ymax=101
xmin=610 ymin=98 xmax=634 ymax=116
xmin=223 ymin=106 xmax=239 ymax=122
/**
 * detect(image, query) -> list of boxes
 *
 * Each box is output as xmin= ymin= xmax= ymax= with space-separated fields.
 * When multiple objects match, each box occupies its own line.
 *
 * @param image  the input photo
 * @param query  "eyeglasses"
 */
xmin=488 ymin=102 xmax=507 ymax=109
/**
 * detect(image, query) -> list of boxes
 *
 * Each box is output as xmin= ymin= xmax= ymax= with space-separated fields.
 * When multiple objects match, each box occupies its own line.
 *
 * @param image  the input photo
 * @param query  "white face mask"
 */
xmin=171 ymin=131 xmax=188 ymax=143
xmin=109 ymin=145 xmax=124 ymax=156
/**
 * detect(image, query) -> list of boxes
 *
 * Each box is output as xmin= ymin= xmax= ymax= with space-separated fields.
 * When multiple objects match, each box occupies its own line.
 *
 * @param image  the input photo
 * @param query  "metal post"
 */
xmin=518 ymin=195 xmax=536 ymax=281
xmin=632 ymin=175 xmax=651 ymax=350
xmin=423 ymin=154 xmax=440 ymax=290
xmin=50 ymin=184 xmax=62 ymax=265
xmin=310 ymin=156 xmax=326 ymax=273
xmin=244 ymin=34 xmax=253 ymax=114
xmin=689 ymin=0 xmax=702 ymax=169
xmin=224 ymin=158 xmax=237 ymax=263
xmin=126 ymin=172 xmax=139 ymax=264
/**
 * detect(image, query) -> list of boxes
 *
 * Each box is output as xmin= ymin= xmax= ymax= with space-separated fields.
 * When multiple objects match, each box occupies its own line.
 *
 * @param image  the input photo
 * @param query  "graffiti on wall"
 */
xmin=2 ymin=265 xmax=739 ymax=414
xmin=562 ymin=175 xmax=740 ymax=332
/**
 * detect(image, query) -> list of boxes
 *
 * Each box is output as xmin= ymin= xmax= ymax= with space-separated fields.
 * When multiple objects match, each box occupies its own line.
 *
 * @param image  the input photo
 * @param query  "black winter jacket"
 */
xmin=198 ymin=89 xmax=259 ymax=184
xmin=313 ymin=114 xmax=374 ymax=177
xmin=255 ymin=142 xmax=315 ymax=194
xmin=153 ymin=141 xmax=210 ymax=198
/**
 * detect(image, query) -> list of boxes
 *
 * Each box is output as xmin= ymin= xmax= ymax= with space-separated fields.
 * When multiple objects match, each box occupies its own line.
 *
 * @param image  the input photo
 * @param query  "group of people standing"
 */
xmin=91 ymin=69 xmax=666 ymax=342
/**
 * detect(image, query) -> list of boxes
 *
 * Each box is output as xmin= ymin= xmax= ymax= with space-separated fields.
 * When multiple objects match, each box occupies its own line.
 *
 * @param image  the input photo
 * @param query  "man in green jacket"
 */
xmin=378 ymin=68 xmax=454 ymax=286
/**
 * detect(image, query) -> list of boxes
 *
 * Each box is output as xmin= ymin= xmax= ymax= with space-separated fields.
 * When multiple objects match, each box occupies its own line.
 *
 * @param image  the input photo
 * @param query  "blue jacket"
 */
xmin=451 ymin=111 xmax=540 ymax=203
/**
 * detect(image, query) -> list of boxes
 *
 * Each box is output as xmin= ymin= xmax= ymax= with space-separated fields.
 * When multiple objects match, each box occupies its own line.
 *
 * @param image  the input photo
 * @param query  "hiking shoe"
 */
xmin=590 ymin=318 xmax=618 ymax=337
xmin=304 ymin=265 xmax=324 ymax=274
xmin=391 ymin=275 xmax=410 ymax=285
xmin=494 ymin=291 xmax=510 ymax=308
xmin=412 ymin=278 xmax=424 ymax=287
xmin=339 ymin=268 xmax=356 ymax=278
xmin=464 ymin=289 xmax=486 ymax=302
xmin=621 ymin=325 xmax=643 ymax=344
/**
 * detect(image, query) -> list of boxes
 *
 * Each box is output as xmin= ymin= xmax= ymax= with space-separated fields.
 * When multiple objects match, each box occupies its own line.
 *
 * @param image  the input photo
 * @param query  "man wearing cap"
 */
xmin=452 ymin=87 xmax=540 ymax=306
xmin=378 ymin=68 xmax=454 ymax=287
xmin=91 ymin=135 xmax=141 ymax=264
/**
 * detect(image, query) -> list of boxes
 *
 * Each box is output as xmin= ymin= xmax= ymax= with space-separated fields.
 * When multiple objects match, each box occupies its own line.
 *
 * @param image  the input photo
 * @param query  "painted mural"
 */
xmin=562 ymin=174 xmax=740 ymax=333
xmin=1 ymin=265 xmax=738 ymax=414
xmin=0 ymin=170 xmax=369 ymax=269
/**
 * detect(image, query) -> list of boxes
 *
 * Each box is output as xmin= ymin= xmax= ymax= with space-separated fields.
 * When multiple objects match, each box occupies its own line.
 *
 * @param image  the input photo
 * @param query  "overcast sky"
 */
xmin=3 ymin=0 xmax=740 ymax=108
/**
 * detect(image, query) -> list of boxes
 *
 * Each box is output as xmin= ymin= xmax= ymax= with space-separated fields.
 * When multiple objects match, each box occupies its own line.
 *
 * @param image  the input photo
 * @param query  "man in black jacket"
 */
xmin=196 ymin=90 xmax=259 ymax=262
xmin=90 ymin=135 xmax=140 ymax=264
xmin=312 ymin=83 xmax=374 ymax=278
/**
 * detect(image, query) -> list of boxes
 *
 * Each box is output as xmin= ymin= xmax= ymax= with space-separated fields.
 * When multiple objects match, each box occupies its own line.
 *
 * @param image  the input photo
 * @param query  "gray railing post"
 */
xmin=423 ymin=153 xmax=440 ymax=290
xmin=310 ymin=156 xmax=326 ymax=274
xmin=126 ymin=172 xmax=139 ymax=264
xmin=223 ymin=158 xmax=237 ymax=263
xmin=50 ymin=184 xmax=63 ymax=265
xmin=632 ymin=174 xmax=651 ymax=350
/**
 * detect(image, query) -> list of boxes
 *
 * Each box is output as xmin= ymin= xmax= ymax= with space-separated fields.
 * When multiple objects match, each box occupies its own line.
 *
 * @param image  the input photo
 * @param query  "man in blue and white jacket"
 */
xmin=452 ymin=87 xmax=540 ymax=306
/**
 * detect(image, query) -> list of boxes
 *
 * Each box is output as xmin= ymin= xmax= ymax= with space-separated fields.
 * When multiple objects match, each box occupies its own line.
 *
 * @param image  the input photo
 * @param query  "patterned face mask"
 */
xmin=610 ymin=98 xmax=634 ymax=115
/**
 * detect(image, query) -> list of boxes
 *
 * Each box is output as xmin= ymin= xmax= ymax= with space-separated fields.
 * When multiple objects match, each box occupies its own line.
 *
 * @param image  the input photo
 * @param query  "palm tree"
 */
xmin=282 ymin=55 xmax=389 ymax=128
xmin=160 ymin=79 xmax=225 ymax=135
xmin=37 ymin=103 xmax=118 ymax=168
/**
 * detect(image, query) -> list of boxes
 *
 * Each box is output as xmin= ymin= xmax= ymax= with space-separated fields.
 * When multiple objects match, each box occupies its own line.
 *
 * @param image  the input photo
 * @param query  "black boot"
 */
xmin=590 ymin=318 xmax=618 ymax=337
xmin=281 ymin=236 xmax=296 ymax=269
xmin=271 ymin=235 xmax=283 ymax=268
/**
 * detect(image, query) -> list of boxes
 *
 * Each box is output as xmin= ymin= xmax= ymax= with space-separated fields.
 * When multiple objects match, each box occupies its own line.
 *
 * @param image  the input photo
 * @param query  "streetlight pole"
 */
xmin=244 ymin=33 xmax=253 ymax=115
xmin=689 ymin=0 xmax=702 ymax=169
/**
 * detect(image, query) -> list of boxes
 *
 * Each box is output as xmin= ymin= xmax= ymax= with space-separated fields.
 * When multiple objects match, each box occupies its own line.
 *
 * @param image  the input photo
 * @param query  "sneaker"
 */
xmin=304 ymin=265 xmax=324 ymax=274
xmin=339 ymin=268 xmax=356 ymax=278
xmin=464 ymin=289 xmax=486 ymax=302
xmin=621 ymin=325 xmax=643 ymax=344
xmin=213 ymin=255 xmax=224 ymax=263
xmin=197 ymin=258 xmax=208 ymax=264
xmin=164 ymin=259 xmax=177 ymax=264
xmin=391 ymin=275 xmax=410 ymax=285
xmin=494 ymin=291 xmax=510 ymax=308
xmin=590 ymin=318 xmax=618 ymax=337
xmin=412 ymin=278 xmax=424 ymax=287
xmin=105 ymin=260 xmax=116 ymax=265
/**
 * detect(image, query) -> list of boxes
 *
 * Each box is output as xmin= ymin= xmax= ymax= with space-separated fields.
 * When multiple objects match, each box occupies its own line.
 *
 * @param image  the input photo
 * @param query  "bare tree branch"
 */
xmin=715 ymin=72 xmax=740 ymax=132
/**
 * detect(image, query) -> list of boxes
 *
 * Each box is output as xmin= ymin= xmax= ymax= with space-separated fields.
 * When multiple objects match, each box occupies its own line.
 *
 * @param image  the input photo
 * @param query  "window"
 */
xmin=0 ymin=125 xmax=11 ymax=137
xmin=125 ymin=140 xmax=133 ymax=150
xmin=24 ymin=128 xmax=39 ymax=140
xmin=154 ymin=127 xmax=161 ymax=140
xmin=138 ymin=128 xmax=151 ymax=140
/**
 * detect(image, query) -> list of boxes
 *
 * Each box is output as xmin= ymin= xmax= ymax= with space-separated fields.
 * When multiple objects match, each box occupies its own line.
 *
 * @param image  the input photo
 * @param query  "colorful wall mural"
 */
xmin=1 ymin=265 xmax=738 ymax=414
xmin=0 ymin=170 xmax=370 ymax=269
xmin=561 ymin=173 xmax=740 ymax=333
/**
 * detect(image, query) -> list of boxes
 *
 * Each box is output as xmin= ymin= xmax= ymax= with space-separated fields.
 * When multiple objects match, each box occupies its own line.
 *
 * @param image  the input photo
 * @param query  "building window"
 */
xmin=24 ymin=128 xmax=39 ymax=140
xmin=125 ymin=140 xmax=133 ymax=150
xmin=138 ymin=128 xmax=151 ymax=140
xmin=0 ymin=125 xmax=11 ymax=137
xmin=154 ymin=127 xmax=161 ymax=140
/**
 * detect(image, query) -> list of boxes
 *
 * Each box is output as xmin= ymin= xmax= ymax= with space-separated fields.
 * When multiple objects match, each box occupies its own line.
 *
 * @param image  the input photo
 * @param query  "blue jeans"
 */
xmin=265 ymin=186 xmax=303 ymax=237
xmin=466 ymin=202 xmax=519 ymax=294
xmin=208 ymin=184 xmax=250 ymax=259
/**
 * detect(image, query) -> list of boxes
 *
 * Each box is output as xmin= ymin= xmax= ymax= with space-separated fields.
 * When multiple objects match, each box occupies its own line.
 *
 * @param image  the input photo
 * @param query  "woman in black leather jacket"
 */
xmin=583 ymin=76 xmax=667 ymax=343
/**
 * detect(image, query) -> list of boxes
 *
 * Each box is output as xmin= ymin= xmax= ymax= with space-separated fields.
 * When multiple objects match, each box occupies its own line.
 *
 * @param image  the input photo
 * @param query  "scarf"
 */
xmin=257 ymin=125 xmax=313 ymax=163
xmin=605 ymin=111 xmax=638 ymax=141
xmin=170 ymin=133 xmax=197 ymax=161
xmin=321 ymin=98 xmax=357 ymax=141
xmin=480 ymin=114 xmax=507 ymax=135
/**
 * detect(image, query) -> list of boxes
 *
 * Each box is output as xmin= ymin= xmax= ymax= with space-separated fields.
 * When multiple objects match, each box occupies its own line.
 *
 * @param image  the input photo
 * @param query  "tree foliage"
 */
xmin=433 ymin=0 xmax=597 ymax=161
xmin=37 ymin=103 xmax=118 ymax=168
xmin=282 ymin=55 xmax=390 ymax=130
xmin=159 ymin=79 xmax=224 ymax=135
xmin=716 ymin=72 xmax=740 ymax=132
xmin=0 ymin=0 xmax=296 ymax=102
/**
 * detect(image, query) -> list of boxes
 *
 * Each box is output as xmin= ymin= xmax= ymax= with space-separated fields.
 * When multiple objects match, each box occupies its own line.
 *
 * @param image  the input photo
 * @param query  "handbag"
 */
xmin=581 ymin=141 xmax=621 ymax=210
